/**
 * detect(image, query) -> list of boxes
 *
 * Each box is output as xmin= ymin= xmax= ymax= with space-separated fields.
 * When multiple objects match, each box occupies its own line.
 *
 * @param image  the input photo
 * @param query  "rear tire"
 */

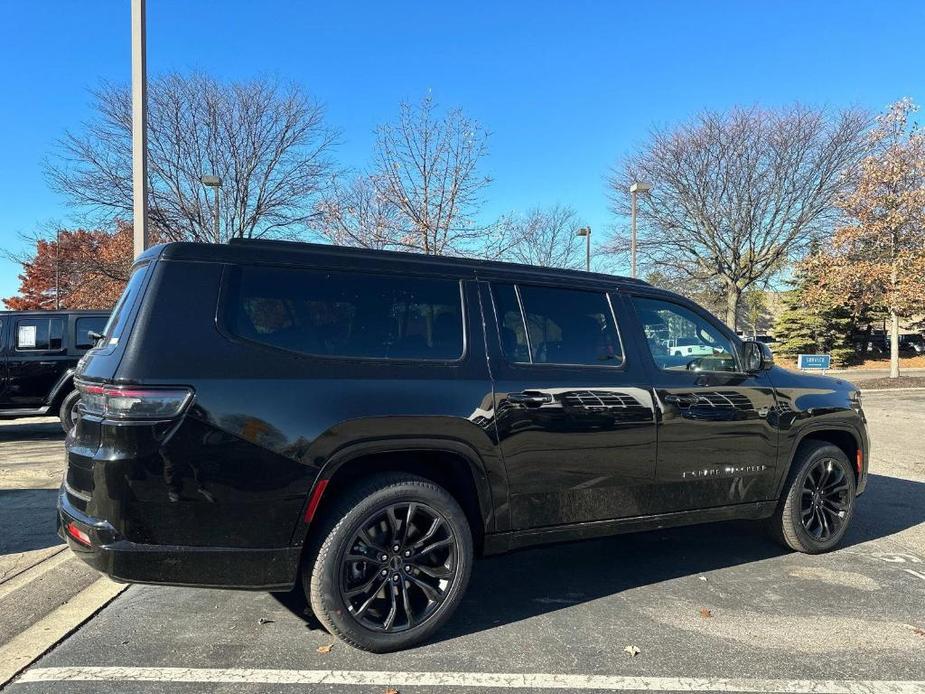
xmin=59 ymin=390 xmax=81 ymax=433
xmin=303 ymin=472 xmax=473 ymax=653
xmin=771 ymin=441 xmax=856 ymax=553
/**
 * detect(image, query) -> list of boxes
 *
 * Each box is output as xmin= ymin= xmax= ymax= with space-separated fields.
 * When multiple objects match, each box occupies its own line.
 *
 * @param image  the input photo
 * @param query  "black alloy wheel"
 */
xmin=799 ymin=457 xmax=851 ymax=542
xmin=305 ymin=473 xmax=472 ymax=652
xmin=339 ymin=501 xmax=458 ymax=633
xmin=773 ymin=441 xmax=857 ymax=553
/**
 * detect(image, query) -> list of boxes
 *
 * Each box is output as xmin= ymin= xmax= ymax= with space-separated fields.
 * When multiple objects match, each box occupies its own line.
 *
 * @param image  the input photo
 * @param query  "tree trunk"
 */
xmin=890 ymin=309 xmax=900 ymax=379
xmin=724 ymin=285 xmax=741 ymax=332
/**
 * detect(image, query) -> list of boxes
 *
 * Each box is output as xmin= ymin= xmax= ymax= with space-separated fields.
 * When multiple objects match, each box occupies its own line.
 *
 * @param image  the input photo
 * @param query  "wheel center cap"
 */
xmin=389 ymin=555 xmax=402 ymax=570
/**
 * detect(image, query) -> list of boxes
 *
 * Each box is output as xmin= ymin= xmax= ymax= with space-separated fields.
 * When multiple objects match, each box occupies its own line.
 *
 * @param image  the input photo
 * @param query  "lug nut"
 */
xmin=380 ymin=569 xmax=388 ymax=577
xmin=404 ymin=565 xmax=411 ymax=572
xmin=380 ymin=554 xmax=388 ymax=561
xmin=403 ymin=549 xmax=411 ymax=557
xmin=393 ymin=544 xmax=400 ymax=552
xmin=392 ymin=574 xmax=400 ymax=582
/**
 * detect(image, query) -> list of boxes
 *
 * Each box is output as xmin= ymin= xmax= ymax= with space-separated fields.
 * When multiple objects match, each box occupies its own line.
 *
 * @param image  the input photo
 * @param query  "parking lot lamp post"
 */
xmin=200 ymin=176 xmax=222 ymax=243
xmin=131 ymin=0 xmax=148 ymax=257
xmin=576 ymin=226 xmax=591 ymax=271
xmin=629 ymin=181 xmax=652 ymax=278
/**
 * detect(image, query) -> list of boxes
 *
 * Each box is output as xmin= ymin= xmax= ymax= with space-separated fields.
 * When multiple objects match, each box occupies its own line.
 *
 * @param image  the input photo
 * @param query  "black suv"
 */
xmin=1 ymin=309 xmax=109 ymax=431
xmin=59 ymin=240 xmax=869 ymax=652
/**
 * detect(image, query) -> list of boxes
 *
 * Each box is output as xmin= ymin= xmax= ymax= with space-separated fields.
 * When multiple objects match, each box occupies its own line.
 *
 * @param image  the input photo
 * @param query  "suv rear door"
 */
xmin=627 ymin=292 xmax=780 ymax=512
xmin=482 ymin=280 xmax=657 ymax=530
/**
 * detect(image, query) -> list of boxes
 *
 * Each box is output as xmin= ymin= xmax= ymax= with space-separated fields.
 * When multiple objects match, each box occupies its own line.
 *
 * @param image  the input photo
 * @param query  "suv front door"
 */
xmin=7 ymin=316 xmax=67 ymax=408
xmin=483 ymin=282 xmax=657 ymax=530
xmin=629 ymin=294 xmax=779 ymax=513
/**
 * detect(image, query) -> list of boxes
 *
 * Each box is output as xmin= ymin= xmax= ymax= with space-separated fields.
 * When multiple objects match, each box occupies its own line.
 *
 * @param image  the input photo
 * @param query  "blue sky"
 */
xmin=2 ymin=1 xmax=924 ymax=299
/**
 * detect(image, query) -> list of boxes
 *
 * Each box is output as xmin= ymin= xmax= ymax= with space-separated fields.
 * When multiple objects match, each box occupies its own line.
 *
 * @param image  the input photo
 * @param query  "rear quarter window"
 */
xmin=15 ymin=318 xmax=64 ymax=351
xmin=224 ymin=265 xmax=465 ymax=361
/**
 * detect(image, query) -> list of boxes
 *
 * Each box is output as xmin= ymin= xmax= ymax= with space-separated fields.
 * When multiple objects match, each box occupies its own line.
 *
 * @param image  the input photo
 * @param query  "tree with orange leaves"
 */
xmin=4 ymin=222 xmax=133 ymax=310
xmin=804 ymin=99 xmax=925 ymax=378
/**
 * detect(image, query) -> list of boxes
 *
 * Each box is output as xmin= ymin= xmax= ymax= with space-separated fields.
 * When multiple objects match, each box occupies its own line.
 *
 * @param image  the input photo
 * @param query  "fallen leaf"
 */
xmin=700 ymin=608 xmax=713 ymax=619
xmin=913 ymin=627 xmax=925 ymax=637
xmin=624 ymin=645 xmax=640 ymax=657
xmin=317 ymin=643 xmax=334 ymax=654
xmin=257 ymin=617 xmax=274 ymax=625
xmin=385 ymin=688 xmax=400 ymax=694
xmin=698 ymin=576 xmax=707 ymax=582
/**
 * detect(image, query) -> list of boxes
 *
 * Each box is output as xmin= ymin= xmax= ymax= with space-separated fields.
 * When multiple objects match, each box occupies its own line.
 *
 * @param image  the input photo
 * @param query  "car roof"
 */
xmin=138 ymin=239 xmax=651 ymax=289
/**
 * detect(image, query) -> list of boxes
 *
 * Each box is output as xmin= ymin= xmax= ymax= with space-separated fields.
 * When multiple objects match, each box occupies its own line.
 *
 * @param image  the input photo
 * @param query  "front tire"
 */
xmin=303 ymin=473 xmax=473 ymax=652
xmin=772 ymin=442 xmax=856 ymax=553
xmin=59 ymin=390 xmax=81 ymax=433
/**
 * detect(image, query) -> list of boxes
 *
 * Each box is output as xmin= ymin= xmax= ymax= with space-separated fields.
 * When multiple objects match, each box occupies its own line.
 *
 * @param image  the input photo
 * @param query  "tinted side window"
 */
xmin=75 ymin=316 xmax=108 ymax=350
xmin=493 ymin=284 xmax=623 ymax=366
xmin=633 ymin=296 xmax=738 ymax=372
xmin=226 ymin=266 xmax=464 ymax=361
xmin=103 ymin=263 xmax=150 ymax=346
xmin=15 ymin=318 xmax=64 ymax=351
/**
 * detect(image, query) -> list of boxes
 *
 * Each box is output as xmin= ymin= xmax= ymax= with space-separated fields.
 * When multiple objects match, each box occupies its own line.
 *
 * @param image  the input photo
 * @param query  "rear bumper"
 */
xmin=57 ymin=487 xmax=300 ymax=591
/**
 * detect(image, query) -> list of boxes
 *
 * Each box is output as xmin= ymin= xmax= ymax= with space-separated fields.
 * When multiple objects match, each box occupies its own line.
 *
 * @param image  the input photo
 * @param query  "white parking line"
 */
xmin=16 ymin=667 xmax=925 ymax=693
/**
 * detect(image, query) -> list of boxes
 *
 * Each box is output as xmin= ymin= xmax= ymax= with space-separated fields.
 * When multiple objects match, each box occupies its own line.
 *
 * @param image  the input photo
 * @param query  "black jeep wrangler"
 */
xmin=59 ymin=240 xmax=868 ymax=652
xmin=0 ymin=309 xmax=109 ymax=431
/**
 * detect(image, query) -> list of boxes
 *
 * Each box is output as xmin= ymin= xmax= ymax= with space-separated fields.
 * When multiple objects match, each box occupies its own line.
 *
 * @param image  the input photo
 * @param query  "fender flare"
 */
xmin=46 ymin=368 xmax=77 ymax=408
xmin=292 ymin=437 xmax=496 ymax=545
xmin=774 ymin=423 xmax=864 ymax=498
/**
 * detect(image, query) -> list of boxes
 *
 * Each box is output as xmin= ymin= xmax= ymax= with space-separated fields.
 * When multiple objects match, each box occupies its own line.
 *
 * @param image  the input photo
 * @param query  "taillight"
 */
xmin=76 ymin=382 xmax=193 ymax=420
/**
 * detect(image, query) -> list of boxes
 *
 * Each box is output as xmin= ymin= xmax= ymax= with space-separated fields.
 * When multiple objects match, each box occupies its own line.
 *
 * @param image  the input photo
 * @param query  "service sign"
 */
xmin=798 ymin=354 xmax=831 ymax=370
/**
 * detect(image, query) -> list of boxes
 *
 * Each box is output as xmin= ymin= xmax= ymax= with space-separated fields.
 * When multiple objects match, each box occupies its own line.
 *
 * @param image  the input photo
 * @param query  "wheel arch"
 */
xmin=778 ymin=426 xmax=863 ymax=498
xmin=46 ymin=368 xmax=77 ymax=410
xmin=292 ymin=438 xmax=494 ymax=555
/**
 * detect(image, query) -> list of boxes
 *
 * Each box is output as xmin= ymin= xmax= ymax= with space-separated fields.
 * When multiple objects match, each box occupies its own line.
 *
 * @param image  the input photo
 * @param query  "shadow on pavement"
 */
xmin=0 ymin=419 xmax=65 ymax=442
xmin=0 ymin=489 xmax=63 ymax=554
xmin=272 ymin=473 xmax=925 ymax=644
xmin=843 ymin=473 xmax=925 ymax=546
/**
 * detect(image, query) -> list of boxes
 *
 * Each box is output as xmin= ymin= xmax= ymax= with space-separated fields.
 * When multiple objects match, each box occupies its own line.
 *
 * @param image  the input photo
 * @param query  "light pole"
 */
xmin=201 ymin=175 xmax=222 ymax=243
xmin=131 ymin=0 xmax=148 ymax=257
xmin=575 ymin=226 xmax=591 ymax=271
xmin=629 ymin=181 xmax=651 ymax=278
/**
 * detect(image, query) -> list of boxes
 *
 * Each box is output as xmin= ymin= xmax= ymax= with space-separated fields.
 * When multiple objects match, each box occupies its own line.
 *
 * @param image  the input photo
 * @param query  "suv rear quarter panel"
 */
xmin=79 ymin=259 xmax=503 ymax=550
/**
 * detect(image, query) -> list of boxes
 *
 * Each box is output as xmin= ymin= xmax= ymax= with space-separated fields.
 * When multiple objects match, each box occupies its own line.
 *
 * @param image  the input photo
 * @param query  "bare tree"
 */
xmin=606 ymin=105 xmax=869 ymax=328
xmin=487 ymin=204 xmax=585 ymax=269
xmin=313 ymin=175 xmax=403 ymax=250
xmin=46 ymin=73 xmax=338 ymax=242
xmin=371 ymin=94 xmax=491 ymax=255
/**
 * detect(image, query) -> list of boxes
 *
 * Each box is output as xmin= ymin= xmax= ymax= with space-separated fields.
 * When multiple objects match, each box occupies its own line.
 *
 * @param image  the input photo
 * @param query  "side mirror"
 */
xmin=744 ymin=340 xmax=773 ymax=373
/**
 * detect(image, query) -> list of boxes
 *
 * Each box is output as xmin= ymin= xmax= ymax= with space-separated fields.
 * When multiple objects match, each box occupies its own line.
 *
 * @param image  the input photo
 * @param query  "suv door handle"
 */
xmin=664 ymin=393 xmax=699 ymax=406
xmin=507 ymin=391 xmax=552 ymax=407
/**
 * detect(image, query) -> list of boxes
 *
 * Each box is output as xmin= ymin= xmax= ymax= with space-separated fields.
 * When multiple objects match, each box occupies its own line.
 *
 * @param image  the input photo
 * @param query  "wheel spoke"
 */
xmin=346 ymin=572 xmax=385 ymax=598
xmin=382 ymin=583 xmax=399 ymax=631
xmin=413 ymin=536 xmax=453 ymax=559
xmin=345 ymin=551 xmax=383 ymax=564
xmin=400 ymin=578 xmax=415 ymax=628
xmin=415 ymin=563 xmax=453 ymax=579
xmin=385 ymin=506 xmax=401 ymax=544
xmin=353 ymin=578 xmax=387 ymax=617
xmin=406 ymin=573 xmax=442 ymax=602
xmin=415 ymin=517 xmax=443 ymax=548
xmin=359 ymin=527 xmax=386 ymax=553
xmin=402 ymin=502 xmax=418 ymax=545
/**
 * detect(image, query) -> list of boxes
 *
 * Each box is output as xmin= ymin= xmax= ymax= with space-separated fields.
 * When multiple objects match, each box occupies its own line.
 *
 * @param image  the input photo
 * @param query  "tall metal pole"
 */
xmin=131 ymin=0 xmax=148 ymax=257
xmin=213 ymin=186 xmax=221 ymax=243
xmin=630 ymin=189 xmax=638 ymax=279
xmin=585 ymin=227 xmax=591 ymax=272
xmin=55 ymin=228 xmax=61 ymax=310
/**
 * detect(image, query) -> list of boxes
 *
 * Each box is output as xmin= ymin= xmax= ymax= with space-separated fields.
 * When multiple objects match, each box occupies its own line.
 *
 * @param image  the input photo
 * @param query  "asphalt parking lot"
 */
xmin=3 ymin=390 xmax=924 ymax=693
